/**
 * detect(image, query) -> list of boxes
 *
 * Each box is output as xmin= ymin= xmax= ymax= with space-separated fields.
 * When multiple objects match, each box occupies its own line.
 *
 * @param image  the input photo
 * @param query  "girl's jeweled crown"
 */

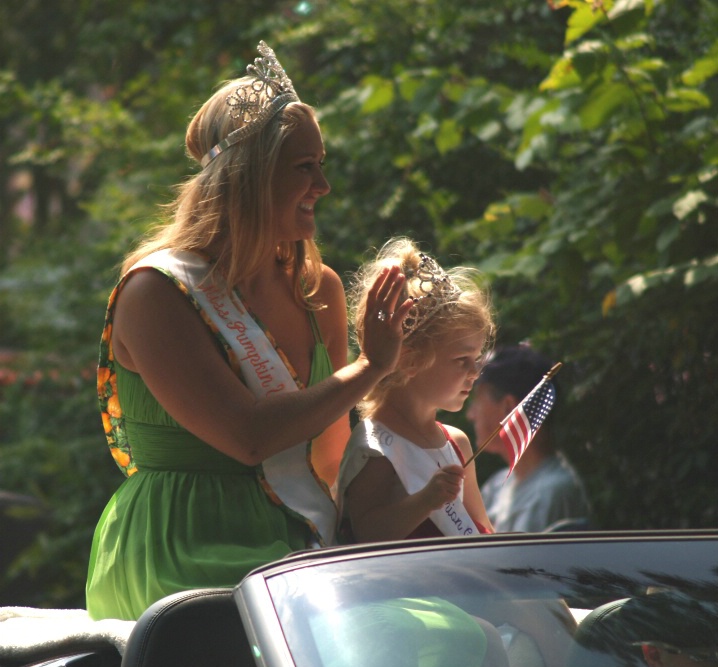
xmin=402 ymin=253 xmax=461 ymax=338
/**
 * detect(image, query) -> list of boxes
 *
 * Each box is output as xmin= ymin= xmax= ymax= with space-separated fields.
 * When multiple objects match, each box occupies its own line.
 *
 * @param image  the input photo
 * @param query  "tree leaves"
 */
xmin=1 ymin=0 xmax=718 ymax=607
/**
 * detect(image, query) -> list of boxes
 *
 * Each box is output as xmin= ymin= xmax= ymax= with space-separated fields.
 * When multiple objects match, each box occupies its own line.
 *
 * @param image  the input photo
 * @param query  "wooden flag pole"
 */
xmin=463 ymin=362 xmax=563 ymax=469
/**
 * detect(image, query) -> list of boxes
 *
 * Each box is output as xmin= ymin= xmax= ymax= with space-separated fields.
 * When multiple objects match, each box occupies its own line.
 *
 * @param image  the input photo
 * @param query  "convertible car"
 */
xmin=4 ymin=529 xmax=718 ymax=667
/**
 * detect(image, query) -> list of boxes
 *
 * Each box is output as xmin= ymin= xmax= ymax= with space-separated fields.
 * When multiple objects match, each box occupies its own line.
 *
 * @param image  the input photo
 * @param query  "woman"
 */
xmin=87 ymin=41 xmax=412 ymax=620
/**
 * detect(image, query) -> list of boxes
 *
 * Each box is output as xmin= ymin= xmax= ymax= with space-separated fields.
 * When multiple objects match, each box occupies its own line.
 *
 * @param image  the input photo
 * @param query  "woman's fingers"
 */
xmin=367 ymin=265 xmax=414 ymax=333
xmin=390 ymin=295 xmax=414 ymax=333
xmin=369 ymin=266 xmax=402 ymax=310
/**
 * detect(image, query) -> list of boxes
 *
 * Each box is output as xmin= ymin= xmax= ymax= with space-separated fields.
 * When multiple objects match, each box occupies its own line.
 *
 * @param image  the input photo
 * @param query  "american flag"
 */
xmin=499 ymin=376 xmax=556 ymax=474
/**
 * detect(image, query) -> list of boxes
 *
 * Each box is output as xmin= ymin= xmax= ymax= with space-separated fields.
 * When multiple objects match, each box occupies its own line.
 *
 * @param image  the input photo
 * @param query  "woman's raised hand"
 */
xmin=360 ymin=266 xmax=414 ymax=376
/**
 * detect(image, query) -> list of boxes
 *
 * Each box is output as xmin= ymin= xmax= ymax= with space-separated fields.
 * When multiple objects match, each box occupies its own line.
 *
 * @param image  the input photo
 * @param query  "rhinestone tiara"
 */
xmin=200 ymin=41 xmax=300 ymax=168
xmin=402 ymin=253 xmax=462 ymax=338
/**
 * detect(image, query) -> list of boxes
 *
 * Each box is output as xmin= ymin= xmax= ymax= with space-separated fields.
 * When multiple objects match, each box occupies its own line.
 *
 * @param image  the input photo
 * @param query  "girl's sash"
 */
xmin=133 ymin=249 xmax=337 ymax=546
xmin=354 ymin=419 xmax=480 ymax=537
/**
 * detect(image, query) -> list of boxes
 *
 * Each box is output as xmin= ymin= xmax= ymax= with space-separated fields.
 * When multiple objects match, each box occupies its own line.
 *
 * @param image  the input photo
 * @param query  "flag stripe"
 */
xmin=497 ymin=379 xmax=556 ymax=475
xmin=500 ymin=410 xmax=529 ymax=458
xmin=499 ymin=426 xmax=520 ymax=463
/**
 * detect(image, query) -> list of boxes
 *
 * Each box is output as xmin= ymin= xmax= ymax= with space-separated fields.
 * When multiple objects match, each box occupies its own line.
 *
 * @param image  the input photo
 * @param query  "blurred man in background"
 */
xmin=467 ymin=345 xmax=591 ymax=533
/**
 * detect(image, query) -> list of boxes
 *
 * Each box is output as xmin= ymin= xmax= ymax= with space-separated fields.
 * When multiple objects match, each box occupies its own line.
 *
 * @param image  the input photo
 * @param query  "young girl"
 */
xmin=338 ymin=237 xmax=496 ymax=543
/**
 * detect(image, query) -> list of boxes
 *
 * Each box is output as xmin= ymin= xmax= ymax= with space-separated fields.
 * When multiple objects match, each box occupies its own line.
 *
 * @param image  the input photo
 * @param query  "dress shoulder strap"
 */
xmin=307 ymin=308 xmax=324 ymax=345
xmin=437 ymin=422 xmax=466 ymax=466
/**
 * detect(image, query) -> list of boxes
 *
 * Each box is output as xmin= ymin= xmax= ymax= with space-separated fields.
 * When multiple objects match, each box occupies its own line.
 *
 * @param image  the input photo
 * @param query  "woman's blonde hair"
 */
xmin=349 ymin=237 xmax=495 ymax=418
xmin=122 ymin=77 xmax=323 ymax=306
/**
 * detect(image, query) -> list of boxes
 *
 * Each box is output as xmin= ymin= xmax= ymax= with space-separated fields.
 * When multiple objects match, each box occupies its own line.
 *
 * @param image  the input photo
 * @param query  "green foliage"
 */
xmin=0 ymin=0 xmax=292 ymax=607
xmin=451 ymin=0 xmax=718 ymax=528
xmin=1 ymin=0 xmax=716 ymax=608
xmin=278 ymin=0 xmax=566 ymax=271
xmin=0 ymin=358 xmax=120 ymax=607
xmin=291 ymin=0 xmax=718 ymax=529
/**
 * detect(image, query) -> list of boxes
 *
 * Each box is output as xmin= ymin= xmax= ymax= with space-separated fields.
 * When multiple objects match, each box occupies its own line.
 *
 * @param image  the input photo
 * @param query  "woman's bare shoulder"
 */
xmin=317 ymin=263 xmax=347 ymax=303
xmin=117 ymin=265 xmax=174 ymax=296
xmin=112 ymin=267 xmax=216 ymax=370
xmin=313 ymin=263 xmax=349 ymax=338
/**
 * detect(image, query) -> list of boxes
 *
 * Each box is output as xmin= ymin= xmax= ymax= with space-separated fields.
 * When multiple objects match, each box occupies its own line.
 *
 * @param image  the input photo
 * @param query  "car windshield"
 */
xmin=260 ymin=536 xmax=718 ymax=667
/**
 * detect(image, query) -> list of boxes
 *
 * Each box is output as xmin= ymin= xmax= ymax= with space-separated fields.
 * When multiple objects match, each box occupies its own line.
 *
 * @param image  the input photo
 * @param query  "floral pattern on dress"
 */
xmin=97 ymin=268 xmax=226 ymax=477
xmin=97 ymin=283 xmax=136 ymax=477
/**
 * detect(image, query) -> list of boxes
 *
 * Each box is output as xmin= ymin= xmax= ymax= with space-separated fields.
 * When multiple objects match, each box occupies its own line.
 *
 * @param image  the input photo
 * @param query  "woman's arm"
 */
xmin=111 ymin=265 xmax=412 ymax=467
xmin=310 ymin=266 xmax=352 ymax=487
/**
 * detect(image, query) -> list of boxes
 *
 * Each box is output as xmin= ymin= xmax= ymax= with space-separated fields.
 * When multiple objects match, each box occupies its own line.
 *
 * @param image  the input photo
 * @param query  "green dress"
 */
xmin=86 ymin=266 xmax=334 ymax=621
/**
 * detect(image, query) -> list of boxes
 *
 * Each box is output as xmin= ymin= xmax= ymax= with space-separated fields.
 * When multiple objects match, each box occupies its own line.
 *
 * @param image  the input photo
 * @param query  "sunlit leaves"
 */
xmin=565 ymin=1 xmax=611 ymax=45
xmin=664 ymin=87 xmax=711 ymax=112
xmin=684 ymin=253 xmax=718 ymax=286
xmin=577 ymin=80 xmax=635 ymax=129
xmin=357 ymin=74 xmax=394 ymax=113
xmin=671 ymin=190 xmax=709 ymax=220
xmin=617 ymin=253 xmax=718 ymax=304
xmin=434 ymin=118 xmax=462 ymax=154
xmin=681 ymin=40 xmax=718 ymax=86
xmin=563 ymin=0 xmax=653 ymax=44
xmin=541 ymin=55 xmax=582 ymax=91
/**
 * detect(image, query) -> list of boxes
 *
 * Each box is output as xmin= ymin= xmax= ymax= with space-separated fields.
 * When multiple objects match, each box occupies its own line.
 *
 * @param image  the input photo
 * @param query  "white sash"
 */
xmin=352 ymin=419 xmax=480 ymax=537
xmin=131 ymin=249 xmax=337 ymax=546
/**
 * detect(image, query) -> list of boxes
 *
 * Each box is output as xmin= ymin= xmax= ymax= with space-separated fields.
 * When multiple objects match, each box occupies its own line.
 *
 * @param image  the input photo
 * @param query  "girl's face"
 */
xmin=271 ymin=115 xmax=330 ymax=243
xmin=409 ymin=328 xmax=485 ymax=413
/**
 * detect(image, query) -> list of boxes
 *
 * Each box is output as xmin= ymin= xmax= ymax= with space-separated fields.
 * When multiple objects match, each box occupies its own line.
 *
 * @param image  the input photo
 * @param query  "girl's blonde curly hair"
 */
xmin=349 ymin=237 xmax=495 ymax=418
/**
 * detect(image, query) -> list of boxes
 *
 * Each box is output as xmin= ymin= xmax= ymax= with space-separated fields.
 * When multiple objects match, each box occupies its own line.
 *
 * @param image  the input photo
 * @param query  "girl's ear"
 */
xmin=402 ymin=357 xmax=418 ymax=378
xmin=400 ymin=347 xmax=419 ymax=378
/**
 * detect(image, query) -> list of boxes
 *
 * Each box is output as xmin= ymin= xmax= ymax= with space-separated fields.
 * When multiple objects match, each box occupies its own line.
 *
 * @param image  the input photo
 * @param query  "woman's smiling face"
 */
xmin=271 ymin=114 xmax=331 ymax=243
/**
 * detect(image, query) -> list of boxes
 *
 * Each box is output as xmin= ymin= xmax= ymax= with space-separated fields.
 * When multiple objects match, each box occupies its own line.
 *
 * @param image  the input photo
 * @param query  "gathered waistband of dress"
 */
xmin=129 ymin=462 xmax=256 ymax=476
xmin=124 ymin=422 xmax=256 ymax=475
